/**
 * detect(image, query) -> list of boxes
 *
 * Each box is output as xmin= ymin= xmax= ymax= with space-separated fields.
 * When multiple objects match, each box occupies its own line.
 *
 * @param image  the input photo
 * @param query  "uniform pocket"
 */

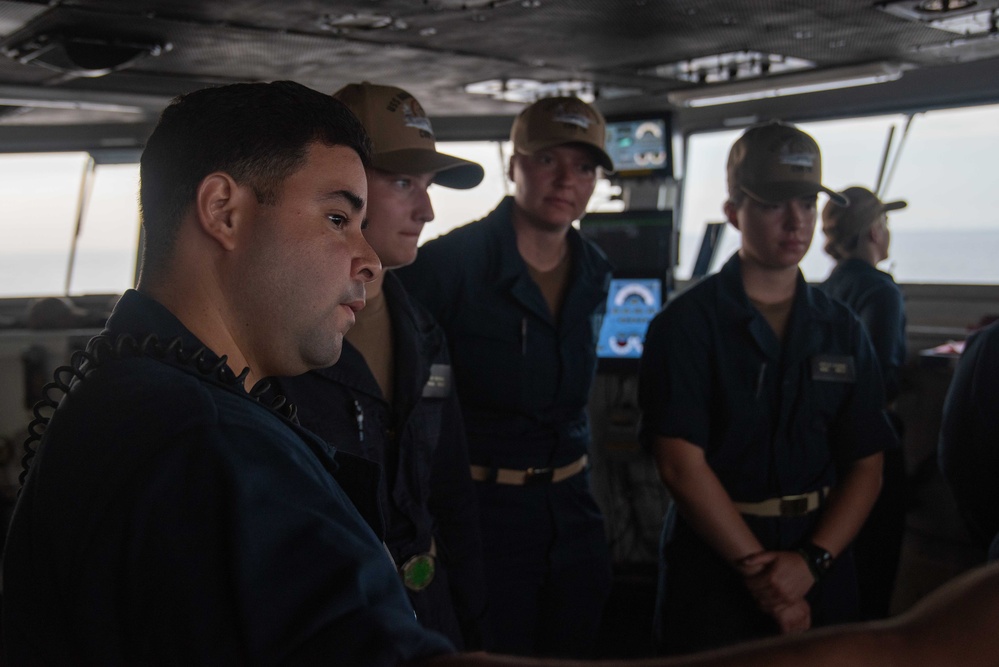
xmin=452 ymin=311 xmax=524 ymax=408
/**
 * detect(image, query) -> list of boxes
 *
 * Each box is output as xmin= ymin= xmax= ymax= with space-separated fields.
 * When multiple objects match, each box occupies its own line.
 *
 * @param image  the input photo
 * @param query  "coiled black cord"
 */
xmin=19 ymin=332 xmax=297 ymax=488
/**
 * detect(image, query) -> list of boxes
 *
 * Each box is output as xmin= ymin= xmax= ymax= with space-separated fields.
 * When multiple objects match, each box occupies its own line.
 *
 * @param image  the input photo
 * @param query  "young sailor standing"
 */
xmin=270 ymin=82 xmax=489 ymax=649
xmin=397 ymin=96 xmax=615 ymax=658
xmin=820 ymin=186 xmax=910 ymax=620
xmin=638 ymin=121 xmax=897 ymax=655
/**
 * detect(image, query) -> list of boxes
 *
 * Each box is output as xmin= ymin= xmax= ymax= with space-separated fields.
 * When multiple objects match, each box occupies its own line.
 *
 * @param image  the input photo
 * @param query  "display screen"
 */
xmin=578 ymin=209 xmax=673 ymax=275
xmin=604 ymin=116 xmax=672 ymax=176
xmin=596 ymin=277 xmax=662 ymax=362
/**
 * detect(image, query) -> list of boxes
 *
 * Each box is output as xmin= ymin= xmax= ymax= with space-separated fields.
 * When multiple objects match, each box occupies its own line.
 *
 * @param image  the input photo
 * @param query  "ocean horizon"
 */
xmin=679 ymin=227 xmax=999 ymax=286
xmin=2 ymin=228 xmax=999 ymax=298
xmin=0 ymin=249 xmax=137 ymax=298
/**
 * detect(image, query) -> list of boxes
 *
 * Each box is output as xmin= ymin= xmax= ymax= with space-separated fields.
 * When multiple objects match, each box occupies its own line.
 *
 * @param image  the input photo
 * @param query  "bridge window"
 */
xmin=678 ymin=104 xmax=999 ymax=285
xmin=1 ymin=141 xmax=620 ymax=301
xmin=419 ymin=141 xmax=512 ymax=245
xmin=0 ymin=152 xmax=140 ymax=298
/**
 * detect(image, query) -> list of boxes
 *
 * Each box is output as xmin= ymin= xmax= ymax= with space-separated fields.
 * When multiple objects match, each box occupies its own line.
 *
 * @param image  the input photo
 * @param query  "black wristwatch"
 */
xmin=796 ymin=542 xmax=835 ymax=582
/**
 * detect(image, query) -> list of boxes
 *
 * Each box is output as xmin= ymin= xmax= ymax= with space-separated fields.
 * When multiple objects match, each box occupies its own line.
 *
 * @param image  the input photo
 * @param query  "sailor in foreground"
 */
xmin=1 ymin=80 xmax=451 ymax=666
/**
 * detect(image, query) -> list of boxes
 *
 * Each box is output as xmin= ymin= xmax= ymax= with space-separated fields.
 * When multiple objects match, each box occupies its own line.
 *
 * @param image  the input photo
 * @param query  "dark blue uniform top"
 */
xmin=396 ymin=196 xmax=612 ymax=471
xmin=2 ymin=290 xmax=453 ymax=666
xmin=939 ymin=319 xmax=999 ymax=549
xmin=396 ymin=197 xmax=614 ymax=656
xmin=821 ymin=258 xmax=907 ymax=402
xmin=640 ymin=253 xmax=896 ymax=503
xmin=271 ymin=271 xmax=487 ymax=649
xmin=639 ymin=254 xmax=897 ymax=653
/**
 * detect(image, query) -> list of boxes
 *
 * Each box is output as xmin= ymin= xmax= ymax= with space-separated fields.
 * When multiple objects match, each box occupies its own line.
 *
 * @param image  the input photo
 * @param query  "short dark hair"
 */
xmin=139 ymin=80 xmax=371 ymax=276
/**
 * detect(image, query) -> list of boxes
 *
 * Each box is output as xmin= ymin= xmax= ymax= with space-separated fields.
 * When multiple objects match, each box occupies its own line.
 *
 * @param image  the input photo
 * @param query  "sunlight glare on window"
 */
xmin=0 ymin=153 xmax=139 ymax=298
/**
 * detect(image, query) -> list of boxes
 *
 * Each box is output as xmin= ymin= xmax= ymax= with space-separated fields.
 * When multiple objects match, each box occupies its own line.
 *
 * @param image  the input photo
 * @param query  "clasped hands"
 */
xmin=736 ymin=550 xmax=815 ymax=635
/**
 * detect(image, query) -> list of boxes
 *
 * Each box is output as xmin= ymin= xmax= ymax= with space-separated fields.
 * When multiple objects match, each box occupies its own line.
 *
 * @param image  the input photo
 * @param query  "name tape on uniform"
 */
xmin=422 ymin=364 xmax=452 ymax=398
xmin=811 ymin=355 xmax=856 ymax=383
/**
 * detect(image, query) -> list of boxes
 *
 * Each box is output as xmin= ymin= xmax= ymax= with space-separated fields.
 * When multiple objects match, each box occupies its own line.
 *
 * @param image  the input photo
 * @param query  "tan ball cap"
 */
xmin=510 ymin=96 xmax=614 ymax=171
xmin=333 ymin=82 xmax=484 ymax=189
xmin=822 ymin=185 xmax=907 ymax=256
xmin=728 ymin=121 xmax=847 ymax=206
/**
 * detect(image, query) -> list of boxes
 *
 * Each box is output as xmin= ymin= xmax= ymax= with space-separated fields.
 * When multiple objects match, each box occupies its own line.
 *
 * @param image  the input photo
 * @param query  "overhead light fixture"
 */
xmin=920 ymin=0 xmax=979 ymax=11
xmin=910 ymin=27 xmax=999 ymax=50
xmin=464 ymin=78 xmax=597 ymax=103
xmin=317 ymin=12 xmax=407 ymax=32
xmin=642 ymin=51 xmax=814 ymax=85
xmin=666 ymin=62 xmax=904 ymax=108
xmin=927 ymin=8 xmax=998 ymax=33
xmin=0 ymin=96 xmax=144 ymax=113
xmin=0 ymin=83 xmax=172 ymax=113
xmin=878 ymin=0 xmax=999 ymax=38
xmin=2 ymin=32 xmax=171 ymax=78
xmin=878 ymin=0 xmax=987 ymax=22
xmin=463 ymin=78 xmax=644 ymax=104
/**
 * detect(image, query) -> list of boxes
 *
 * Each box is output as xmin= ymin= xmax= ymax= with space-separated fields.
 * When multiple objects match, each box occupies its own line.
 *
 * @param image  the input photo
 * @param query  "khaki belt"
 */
xmin=469 ymin=454 xmax=588 ymax=486
xmin=399 ymin=538 xmax=436 ymax=592
xmin=733 ymin=487 xmax=830 ymax=518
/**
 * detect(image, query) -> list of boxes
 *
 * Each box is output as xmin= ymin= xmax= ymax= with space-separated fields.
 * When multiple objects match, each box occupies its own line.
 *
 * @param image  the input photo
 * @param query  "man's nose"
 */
xmin=354 ymin=234 xmax=382 ymax=283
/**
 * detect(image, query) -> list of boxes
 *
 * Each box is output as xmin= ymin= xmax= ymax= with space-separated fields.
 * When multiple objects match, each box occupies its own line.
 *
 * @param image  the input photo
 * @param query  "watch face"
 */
xmin=799 ymin=543 xmax=834 ymax=577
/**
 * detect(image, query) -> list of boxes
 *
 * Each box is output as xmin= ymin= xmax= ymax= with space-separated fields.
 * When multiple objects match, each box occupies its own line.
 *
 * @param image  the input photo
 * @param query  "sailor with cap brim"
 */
xmin=270 ymin=81 xmax=489 ymax=650
xmin=820 ymin=185 xmax=910 ymax=621
xmin=820 ymin=184 xmax=908 ymax=402
xmin=639 ymin=121 xmax=898 ymax=654
xmin=397 ymin=95 xmax=615 ymax=658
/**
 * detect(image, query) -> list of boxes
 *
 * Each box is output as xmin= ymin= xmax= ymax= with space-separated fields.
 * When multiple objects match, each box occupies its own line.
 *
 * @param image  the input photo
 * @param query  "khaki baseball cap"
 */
xmin=510 ymin=96 xmax=614 ymax=171
xmin=727 ymin=121 xmax=847 ymax=206
xmin=332 ymin=82 xmax=484 ymax=189
xmin=822 ymin=186 xmax=907 ymax=257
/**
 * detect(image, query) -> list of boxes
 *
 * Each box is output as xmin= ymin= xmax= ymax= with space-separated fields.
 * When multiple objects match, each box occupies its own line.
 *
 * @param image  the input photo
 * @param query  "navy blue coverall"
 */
xmin=821 ymin=257 xmax=908 ymax=619
xmin=2 ymin=290 xmax=454 ymax=666
xmin=396 ymin=196 xmax=614 ymax=658
xmin=821 ymin=257 xmax=907 ymax=402
xmin=639 ymin=253 xmax=897 ymax=655
xmin=271 ymin=270 xmax=488 ymax=649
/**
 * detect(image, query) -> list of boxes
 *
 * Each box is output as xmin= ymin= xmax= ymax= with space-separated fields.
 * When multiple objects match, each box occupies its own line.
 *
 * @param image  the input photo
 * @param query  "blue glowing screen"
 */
xmin=596 ymin=278 xmax=662 ymax=360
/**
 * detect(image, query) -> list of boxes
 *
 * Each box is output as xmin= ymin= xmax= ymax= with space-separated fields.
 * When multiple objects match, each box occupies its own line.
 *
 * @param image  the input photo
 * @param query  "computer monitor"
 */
xmin=580 ymin=209 xmax=672 ymax=373
xmin=603 ymin=113 xmax=673 ymax=177
xmin=595 ymin=275 xmax=663 ymax=374
xmin=578 ymin=209 xmax=673 ymax=276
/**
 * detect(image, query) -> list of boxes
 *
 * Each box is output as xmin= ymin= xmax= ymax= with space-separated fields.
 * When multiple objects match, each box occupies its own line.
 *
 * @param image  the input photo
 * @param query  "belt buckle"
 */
xmin=400 ymin=552 xmax=436 ymax=591
xmin=524 ymin=466 xmax=554 ymax=485
xmin=779 ymin=495 xmax=809 ymax=517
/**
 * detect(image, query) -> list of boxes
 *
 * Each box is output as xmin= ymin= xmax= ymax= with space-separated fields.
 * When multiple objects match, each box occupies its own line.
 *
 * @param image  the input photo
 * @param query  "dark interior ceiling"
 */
xmin=2 ymin=0 xmax=999 ymax=146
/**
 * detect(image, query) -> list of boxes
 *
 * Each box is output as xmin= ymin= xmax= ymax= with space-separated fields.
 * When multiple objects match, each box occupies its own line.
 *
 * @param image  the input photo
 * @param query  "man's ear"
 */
xmin=194 ymin=172 xmax=250 ymax=251
xmin=723 ymin=199 xmax=741 ymax=231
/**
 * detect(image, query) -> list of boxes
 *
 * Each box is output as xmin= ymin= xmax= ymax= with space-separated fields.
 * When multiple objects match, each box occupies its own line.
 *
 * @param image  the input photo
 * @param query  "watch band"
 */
xmin=796 ymin=542 xmax=834 ymax=582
